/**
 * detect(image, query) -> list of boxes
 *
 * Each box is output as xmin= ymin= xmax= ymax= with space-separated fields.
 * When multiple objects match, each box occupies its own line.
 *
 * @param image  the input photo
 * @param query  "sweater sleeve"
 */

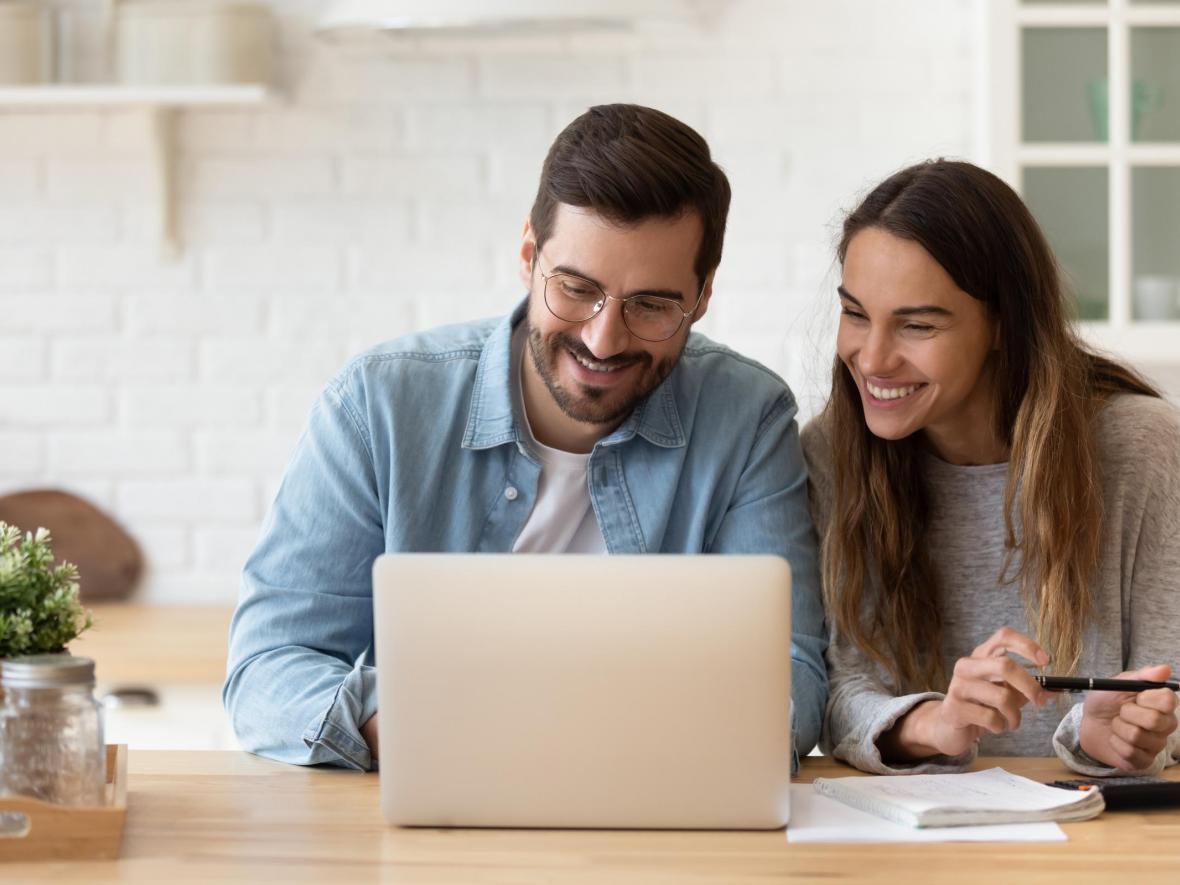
xmin=802 ymin=419 xmax=974 ymax=775
xmin=1052 ymin=395 xmax=1180 ymax=775
xmin=823 ymin=629 xmax=976 ymax=774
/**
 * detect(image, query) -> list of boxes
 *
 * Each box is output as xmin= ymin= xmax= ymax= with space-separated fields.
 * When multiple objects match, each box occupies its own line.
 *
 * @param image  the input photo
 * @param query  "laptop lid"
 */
xmin=373 ymin=553 xmax=792 ymax=829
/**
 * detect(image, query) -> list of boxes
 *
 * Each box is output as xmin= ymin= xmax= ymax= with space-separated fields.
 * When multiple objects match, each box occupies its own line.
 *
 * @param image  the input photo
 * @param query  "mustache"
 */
xmin=550 ymin=332 xmax=652 ymax=371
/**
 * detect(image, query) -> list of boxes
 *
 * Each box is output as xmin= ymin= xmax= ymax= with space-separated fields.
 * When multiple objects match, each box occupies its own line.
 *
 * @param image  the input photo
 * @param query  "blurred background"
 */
xmin=0 ymin=0 xmax=1177 ymax=748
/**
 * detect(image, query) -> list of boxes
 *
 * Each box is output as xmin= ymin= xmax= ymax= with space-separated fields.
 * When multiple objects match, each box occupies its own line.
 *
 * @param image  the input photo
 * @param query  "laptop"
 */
xmin=372 ymin=553 xmax=793 ymax=830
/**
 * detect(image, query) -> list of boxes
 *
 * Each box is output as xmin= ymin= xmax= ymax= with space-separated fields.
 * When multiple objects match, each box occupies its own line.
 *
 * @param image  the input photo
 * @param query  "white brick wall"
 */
xmin=0 ymin=0 xmax=985 ymax=603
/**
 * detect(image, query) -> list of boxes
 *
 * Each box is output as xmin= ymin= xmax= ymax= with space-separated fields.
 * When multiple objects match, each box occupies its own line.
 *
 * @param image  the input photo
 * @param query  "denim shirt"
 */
xmin=223 ymin=301 xmax=828 ymax=771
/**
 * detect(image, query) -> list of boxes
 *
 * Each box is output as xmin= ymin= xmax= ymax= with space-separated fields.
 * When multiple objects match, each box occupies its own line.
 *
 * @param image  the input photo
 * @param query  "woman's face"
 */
xmin=837 ymin=227 xmax=1001 ymax=464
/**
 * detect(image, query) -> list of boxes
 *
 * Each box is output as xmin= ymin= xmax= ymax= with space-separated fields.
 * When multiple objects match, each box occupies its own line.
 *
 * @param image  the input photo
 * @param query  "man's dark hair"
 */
xmin=529 ymin=104 xmax=731 ymax=287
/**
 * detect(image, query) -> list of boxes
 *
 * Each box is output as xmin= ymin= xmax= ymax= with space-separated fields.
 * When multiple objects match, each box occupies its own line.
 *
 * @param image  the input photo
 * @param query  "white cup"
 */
xmin=1133 ymin=275 xmax=1178 ymax=322
xmin=0 ymin=1 xmax=53 ymax=85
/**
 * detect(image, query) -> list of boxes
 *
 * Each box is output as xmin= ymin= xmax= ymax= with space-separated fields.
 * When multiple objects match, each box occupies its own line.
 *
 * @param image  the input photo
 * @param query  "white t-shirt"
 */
xmin=510 ymin=325 xmax=607 ymax=554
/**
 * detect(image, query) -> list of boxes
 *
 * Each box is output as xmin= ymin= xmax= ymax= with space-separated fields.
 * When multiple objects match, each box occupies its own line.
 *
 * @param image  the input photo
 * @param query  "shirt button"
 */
xmin=504 ymin=486 xmax=518 ymax=501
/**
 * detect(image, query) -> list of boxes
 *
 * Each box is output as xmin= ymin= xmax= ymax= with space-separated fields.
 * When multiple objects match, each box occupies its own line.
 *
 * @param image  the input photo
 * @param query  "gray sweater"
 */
xmin=802 ymin=394 xmax=1180 ymax=776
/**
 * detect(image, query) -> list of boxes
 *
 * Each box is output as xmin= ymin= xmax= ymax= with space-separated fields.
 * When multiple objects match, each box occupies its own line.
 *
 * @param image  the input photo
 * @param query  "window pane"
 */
xmin=1023 ymin=167 xmax=1109 ymax=320
xmin=1130 ymin=28 xmax=1180 ymax=142
xmin=1022 ymin=28 xmax=1109 ymax=142
xmin=1132 ymin=167 xmax=1180 ymax=321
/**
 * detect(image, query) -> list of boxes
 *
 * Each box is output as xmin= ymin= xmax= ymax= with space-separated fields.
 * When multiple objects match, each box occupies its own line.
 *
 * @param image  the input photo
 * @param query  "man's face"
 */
xmin=519 ymin=205 xmax=713 ymax=434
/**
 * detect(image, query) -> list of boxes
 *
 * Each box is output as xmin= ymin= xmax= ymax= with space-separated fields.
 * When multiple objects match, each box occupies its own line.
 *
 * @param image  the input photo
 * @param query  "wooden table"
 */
xmin=70 ymin=604 xmax=233 ymax=685
xmin=7 ymin=753 xmax=1179 ymax=884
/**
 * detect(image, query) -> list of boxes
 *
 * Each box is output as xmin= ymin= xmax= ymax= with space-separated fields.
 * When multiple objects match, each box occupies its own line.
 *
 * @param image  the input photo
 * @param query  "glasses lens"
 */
xmin=623 ymin=296 xmax=683 ymax=341
xmin=544 ymin=273 xmax=603 ymax=323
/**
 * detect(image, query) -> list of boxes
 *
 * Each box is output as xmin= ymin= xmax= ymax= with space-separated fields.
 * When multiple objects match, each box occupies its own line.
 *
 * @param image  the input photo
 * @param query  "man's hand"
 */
xmin=1079 ymin=665 xmax=1178 ymax=770
xmin=361 ymin=712 xmax=379 ymax=760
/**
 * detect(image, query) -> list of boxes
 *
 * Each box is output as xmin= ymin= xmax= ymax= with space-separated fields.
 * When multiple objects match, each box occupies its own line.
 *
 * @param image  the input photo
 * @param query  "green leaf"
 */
xmin=0 ymin=521 xmax=93 ymax=658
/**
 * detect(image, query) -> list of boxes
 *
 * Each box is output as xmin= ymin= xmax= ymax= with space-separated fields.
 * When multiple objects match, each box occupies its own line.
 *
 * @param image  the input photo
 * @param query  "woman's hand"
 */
xmin=879 ymin=626 xmax=1052 ymax=762
xmin=1079 ymin=664 xmax=1179 ymax=771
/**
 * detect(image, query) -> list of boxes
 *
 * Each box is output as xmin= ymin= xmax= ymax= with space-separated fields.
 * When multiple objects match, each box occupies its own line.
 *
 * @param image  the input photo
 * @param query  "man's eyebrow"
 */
xmin=837 ymin=285 xmax=953 ymax=318
xmin=551 ymin=263 xmax=604 ymax=288
xmin=551 ymin=264 xmax=686 ymax=302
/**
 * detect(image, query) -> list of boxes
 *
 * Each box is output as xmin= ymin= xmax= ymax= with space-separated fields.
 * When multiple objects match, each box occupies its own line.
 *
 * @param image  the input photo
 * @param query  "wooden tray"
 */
xmin=0 ymin=744 xmax=127 ymax=861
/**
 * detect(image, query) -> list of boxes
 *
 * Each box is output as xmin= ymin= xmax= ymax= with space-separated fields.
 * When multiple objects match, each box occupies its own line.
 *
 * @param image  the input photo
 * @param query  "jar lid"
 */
xmin=0 ymin=654 xmax=96 ymax=687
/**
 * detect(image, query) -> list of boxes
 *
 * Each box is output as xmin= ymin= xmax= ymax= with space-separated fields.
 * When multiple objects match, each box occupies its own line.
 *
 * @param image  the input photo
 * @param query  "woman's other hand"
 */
xmin=1079 ymin=664 xmax=1179 ymax=771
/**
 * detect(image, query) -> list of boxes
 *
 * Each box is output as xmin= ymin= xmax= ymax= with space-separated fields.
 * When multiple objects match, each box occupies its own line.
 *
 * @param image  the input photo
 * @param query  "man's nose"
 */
xmin=579 ymin=299 xmax=632 ymax=359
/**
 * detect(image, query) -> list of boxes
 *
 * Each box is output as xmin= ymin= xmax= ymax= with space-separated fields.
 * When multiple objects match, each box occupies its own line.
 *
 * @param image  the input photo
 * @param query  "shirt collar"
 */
xmin=463 ymin=297 xmax=686 ymax=451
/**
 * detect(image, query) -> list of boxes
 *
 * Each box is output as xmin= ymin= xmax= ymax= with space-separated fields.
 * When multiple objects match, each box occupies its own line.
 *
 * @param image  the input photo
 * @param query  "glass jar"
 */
xmin=0 ymin=655 xmax=105 ymax=806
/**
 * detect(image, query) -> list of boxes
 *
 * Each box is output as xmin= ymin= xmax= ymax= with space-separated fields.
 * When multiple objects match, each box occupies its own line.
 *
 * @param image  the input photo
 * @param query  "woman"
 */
xmin=804 ymin=159 xmax=1180 ymax=775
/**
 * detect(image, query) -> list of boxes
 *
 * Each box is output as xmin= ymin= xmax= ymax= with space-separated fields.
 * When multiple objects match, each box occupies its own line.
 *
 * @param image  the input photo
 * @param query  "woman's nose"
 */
xmin=856 ymin=327 xmax=900 ymax=377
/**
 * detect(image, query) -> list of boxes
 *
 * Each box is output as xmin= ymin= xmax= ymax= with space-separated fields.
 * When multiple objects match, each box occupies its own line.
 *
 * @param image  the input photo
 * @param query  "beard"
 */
xmin=526 ymin=321 xmax=682 ymax=427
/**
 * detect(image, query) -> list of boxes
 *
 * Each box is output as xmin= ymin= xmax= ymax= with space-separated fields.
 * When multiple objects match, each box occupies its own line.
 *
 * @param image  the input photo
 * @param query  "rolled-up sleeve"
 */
xmin=223 ymin=378 xmax=384 ymax=770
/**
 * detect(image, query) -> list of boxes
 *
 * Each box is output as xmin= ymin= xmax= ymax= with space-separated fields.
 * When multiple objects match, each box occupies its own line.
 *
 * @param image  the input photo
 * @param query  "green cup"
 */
xmin=1087 ymin=78 xmax=1165 ymax=141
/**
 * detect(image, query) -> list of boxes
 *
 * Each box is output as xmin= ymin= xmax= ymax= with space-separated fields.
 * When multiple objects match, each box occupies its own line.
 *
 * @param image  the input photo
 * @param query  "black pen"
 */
xmin=1036 ymin=676 xmax=1180 ymax=693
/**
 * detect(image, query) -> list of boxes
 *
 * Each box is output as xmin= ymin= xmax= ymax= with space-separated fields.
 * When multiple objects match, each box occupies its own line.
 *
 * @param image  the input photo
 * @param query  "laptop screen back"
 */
xmin=373 ymin=553 xmax=792 ymax=829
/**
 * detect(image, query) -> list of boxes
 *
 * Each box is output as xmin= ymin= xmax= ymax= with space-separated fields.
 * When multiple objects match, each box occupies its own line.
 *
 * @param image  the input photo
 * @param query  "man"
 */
xmin=223 ymin=104 xmax=827 ymax=771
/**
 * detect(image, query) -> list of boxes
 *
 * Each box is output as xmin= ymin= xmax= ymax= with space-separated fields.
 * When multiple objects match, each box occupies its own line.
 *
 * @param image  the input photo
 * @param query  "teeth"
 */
xmin=574 ymin=353 xmax=623 ymax=373
xmin=867 ymin=382 xmax=921 ymax=401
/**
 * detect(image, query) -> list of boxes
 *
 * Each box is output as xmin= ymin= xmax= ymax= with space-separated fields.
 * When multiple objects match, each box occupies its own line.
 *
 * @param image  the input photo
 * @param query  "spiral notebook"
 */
xmin=811 ymin=767 xmax=1105 ymax=828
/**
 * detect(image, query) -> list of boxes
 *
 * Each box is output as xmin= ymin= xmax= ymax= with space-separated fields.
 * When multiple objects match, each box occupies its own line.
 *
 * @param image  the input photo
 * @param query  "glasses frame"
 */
xmin=535 ymin=256 xmax=706 ymax=343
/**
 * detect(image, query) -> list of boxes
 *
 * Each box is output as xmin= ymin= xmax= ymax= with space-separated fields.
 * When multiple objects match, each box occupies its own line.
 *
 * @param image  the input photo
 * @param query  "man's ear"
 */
xmin=519 ymin=220 xmax=537 ymax=290
xmin=689 ymin=270 xmax=716 ymax=325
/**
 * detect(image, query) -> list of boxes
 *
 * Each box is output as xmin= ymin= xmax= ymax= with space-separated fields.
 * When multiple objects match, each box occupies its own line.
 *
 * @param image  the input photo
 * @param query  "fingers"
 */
xmin=953 ymin=654 xmax=1049 ymax=708
xmin=1112 ymin=708 xmax=1170 ymax=747
xmin=1081 ymin=665 xmax=1177 ymax=771
xmin=1090 ymin=665 xmax=1179 ymax=718
xmin=1105 ymin=696 xmax=1178 ymax=770
xmin=952 ymin=683 xmax=1026 ymax=732
xmin=940 ymin=693 xmax=1011 ymax=735
xmin=1114 ymin=693 xmax=1179 ymax=742
xmin=1136 ymin=687 xmax=1180 ymax=716
xmin=1107 ymin=732 xmax=1159 ymax=771
xmin=972 ymin=626 xmax=1050 ymax=667
xmin=1130 ymin=663 xmax=1173 ymax=683
xmin=947 ymin=658 xmax=1038 ymax=733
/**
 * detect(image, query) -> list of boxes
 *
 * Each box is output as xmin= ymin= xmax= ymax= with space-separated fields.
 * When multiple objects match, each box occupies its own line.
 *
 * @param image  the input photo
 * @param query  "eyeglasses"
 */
xmin=536 ymin=257 xmax=705 ymax=343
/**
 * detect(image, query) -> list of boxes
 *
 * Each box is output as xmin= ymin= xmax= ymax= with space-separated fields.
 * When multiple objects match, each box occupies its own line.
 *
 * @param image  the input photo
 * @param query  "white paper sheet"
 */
xmin=785 ymin=785 xmax=1068 ymax=843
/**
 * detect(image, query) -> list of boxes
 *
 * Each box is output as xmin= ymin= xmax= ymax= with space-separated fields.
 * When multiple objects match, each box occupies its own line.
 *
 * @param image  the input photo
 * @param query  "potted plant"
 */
xmin=0 ymin=521 xmax=92 ymax=659
xmin=0 ymin=522 xmax=104 ymax=813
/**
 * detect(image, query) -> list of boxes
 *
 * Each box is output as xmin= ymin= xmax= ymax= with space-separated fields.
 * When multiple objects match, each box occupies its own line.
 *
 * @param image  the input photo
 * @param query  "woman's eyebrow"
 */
xmin=838 ymin=285 xmax=952 ymax=317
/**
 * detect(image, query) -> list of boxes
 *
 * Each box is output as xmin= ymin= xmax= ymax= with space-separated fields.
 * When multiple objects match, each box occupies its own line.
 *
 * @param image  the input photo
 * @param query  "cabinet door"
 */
xmin=1132 ymin=166 xmax=1180 ymax=320
xmin=1024 ymin=167 xmax=1110 ymax=320
xmin=1022 ymin=26 xmax=1109 ymax=142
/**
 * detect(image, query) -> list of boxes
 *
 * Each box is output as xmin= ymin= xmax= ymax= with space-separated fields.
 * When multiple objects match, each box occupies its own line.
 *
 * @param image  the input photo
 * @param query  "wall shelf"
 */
xmin=0 ymin=84 xmax=272 ymax=107
xmin=0 ymin=84 xmax=277 ymax=256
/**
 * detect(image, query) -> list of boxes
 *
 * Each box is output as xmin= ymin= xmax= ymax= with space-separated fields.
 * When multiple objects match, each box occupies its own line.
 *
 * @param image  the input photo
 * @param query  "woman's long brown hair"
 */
xmin=822 ymin=160 xmax=1160 ymax=691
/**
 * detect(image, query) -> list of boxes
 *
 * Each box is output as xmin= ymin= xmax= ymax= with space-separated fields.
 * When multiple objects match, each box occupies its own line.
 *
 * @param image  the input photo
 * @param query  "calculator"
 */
xmin=1046 ymin=776 xmax=1180 ymax=810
